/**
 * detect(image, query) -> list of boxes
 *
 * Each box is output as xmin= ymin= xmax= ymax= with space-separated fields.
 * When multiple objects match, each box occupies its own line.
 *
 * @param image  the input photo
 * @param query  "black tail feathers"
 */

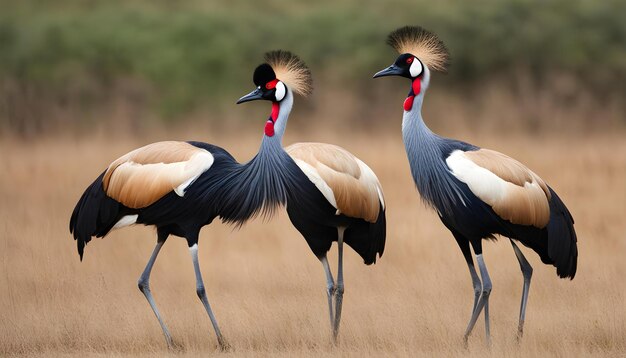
xmin=345 ymin=205 xmax=387 ymax=265
xmin=69 ymin=172 xmax=125 ymax=261
xmin=546 ymin=187 xmax=578 ymax=279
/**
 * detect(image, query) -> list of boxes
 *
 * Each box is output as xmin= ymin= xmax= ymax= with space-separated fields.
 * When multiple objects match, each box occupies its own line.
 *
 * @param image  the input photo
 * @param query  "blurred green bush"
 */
xmin=0 ymin=0 xmax=624 ymax=126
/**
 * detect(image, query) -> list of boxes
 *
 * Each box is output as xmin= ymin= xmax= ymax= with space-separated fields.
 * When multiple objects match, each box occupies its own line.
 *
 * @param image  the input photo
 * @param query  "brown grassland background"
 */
xmin=1 ymin=122 xmax=625 ymax=357
xmin=1 ymin=1 xmax=625 ymax=356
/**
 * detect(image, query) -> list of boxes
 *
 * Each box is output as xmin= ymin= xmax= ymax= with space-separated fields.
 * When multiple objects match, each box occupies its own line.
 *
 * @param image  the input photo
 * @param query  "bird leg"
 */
xmin=454 ymin=235 xmax=482 ymax=335
xmin=466 ymin=262 xmax=482 ymax=323
xmin=462 ymin=254 xmax=482 ymax=315
xmin=463 ymin=254 xmax=492 ymax=346
xmin=332 ymin=227 xmax=346 ymax=344
xmin=453 ymin=234 xmax=482 ymax=315
xmin=320 ymin=255 xmax=336 ymax=329
xmin=510 ymin=240 xmax=533 ymax=340
xmin=137 ymin=239 xmax=174 ymax=349
xmin=189 ymin=243 xmax=228 ymax=351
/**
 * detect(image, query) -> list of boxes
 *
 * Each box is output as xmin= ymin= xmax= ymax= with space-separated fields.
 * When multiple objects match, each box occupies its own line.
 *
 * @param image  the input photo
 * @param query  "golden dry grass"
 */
xmin=1 ymin=127 xmax=625 ymax=357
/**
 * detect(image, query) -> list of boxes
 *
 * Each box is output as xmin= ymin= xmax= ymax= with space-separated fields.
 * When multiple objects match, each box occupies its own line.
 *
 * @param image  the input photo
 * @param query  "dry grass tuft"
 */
xmin=1 ymin=128 xmax=625 ymax=357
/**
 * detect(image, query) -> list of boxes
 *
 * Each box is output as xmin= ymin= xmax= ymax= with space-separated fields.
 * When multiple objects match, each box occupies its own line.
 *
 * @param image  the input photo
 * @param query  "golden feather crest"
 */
xmin=264 ymin=50 xmax=313 ymax=97
xmin=387 ymin=26 xmax=450 ymax=73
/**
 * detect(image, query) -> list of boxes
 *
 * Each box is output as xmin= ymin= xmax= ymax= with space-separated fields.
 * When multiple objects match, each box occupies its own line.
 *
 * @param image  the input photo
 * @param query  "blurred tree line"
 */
xmin=0 ymin=0 xmax=624 ymax=135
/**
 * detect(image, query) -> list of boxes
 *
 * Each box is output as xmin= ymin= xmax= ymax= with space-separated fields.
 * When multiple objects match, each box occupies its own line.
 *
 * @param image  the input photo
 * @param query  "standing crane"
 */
xmin=373 ymin=26 xmax=577 ymax=344
xmin=237 ymin=51 xmax=386 ymax=342
xmin=69 ymin=50 xmax=385 ymax=347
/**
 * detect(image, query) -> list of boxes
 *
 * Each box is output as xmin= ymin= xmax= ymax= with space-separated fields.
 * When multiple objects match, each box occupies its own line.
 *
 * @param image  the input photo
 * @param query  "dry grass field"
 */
xmin=1 ymin=127 xmax=625 ymax=357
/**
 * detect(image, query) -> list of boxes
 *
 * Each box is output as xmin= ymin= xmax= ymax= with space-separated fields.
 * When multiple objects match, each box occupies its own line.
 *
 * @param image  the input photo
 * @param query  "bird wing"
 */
xmin=446 ymin=148 xmax=551 ymax=227
xmin=286 ymin=142 xmax=385 ymax=223
xmin=102 ymin=141 xmax=214 ymax=209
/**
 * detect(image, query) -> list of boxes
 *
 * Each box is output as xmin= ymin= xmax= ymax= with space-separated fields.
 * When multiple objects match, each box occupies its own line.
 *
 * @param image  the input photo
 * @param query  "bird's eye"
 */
xmin=266 ymin=79 xmax=278 ymax=90
xmin=406 ymin=57 xmax=414 ymax=64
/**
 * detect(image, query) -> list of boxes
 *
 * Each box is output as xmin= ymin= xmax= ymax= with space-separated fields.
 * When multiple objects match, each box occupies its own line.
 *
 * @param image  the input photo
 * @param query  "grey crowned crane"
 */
xmin=237 ymin=51 xmax=386 ymax=342
xmin=69 ymin=50 xmax=385 ymax=347
xmin=373 ymin=26 xmax=577 ymax=344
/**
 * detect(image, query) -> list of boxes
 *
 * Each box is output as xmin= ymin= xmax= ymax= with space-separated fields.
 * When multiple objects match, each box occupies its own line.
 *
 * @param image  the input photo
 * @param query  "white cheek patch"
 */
xmin=274 ymin=81 xmax=286 ymax=101
xmin=409 ymin=59 xmax=423 ymax=78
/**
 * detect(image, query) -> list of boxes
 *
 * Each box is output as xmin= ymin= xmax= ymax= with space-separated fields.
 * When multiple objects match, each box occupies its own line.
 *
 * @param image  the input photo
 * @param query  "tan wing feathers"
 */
xmin=462 ymin=149 xmax=551 ymax=227
xmin=491 ymin=181 xmax=551 ymax=228
xmin=465 ymin=149 xmax=550 ymax=196
xmin=103 ymin=141 xmax=198 ymax=188
xmin=288 ymin=143 xmax=361 ymax=177
xmin=102 ymin=141 xmax=214 ymax=209
xmin=287 ymin=143 xmax=384 ymax=223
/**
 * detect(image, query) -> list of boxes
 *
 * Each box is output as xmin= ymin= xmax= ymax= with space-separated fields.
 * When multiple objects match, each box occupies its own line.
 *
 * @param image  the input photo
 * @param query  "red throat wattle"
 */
xmin=403 ymin=79 xmax=422 ymax=111
xmin=265 ymin=102 xmax=280 ymax=137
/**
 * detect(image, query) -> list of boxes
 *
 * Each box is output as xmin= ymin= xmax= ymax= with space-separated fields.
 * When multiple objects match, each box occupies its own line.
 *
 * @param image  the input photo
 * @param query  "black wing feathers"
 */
xmin=546 ymin=187 xmax=578 ymax=279
xmin=344 ymin=204 xmax=387 ymax=265
xmin=69 ymin=172 xmax=130 ymax=260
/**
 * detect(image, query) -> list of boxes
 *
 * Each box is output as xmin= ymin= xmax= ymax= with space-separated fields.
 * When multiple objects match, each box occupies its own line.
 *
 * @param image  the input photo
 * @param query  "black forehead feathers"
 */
xmin=395 ymin=53 xmax=414 ymax=65
xmin=253 ymin=64 xmax=276 ymax=87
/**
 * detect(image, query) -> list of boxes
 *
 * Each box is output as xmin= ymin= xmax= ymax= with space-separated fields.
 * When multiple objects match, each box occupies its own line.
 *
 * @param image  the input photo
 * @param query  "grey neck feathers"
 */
xmin=401 ymin=80 xmax=467 ymax=215
xmin=269 ymin=89 xmax=293 ymax=141
xmin=221 ymin=90 xmax=300 ymax=224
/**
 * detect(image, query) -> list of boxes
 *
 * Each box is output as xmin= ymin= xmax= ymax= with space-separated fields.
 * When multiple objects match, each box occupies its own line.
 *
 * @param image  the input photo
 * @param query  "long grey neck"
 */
xmin=402 ymin=89 xmax=440 ymax=167
xmin=259 ymin=89 xmax=293 ymax=153
xmin=401 ymin=84 xmax=466 ymax=215
xmin=401 ymin=67 xmax=438 ymax=147
xmin=402 ymin=92 xmax=436 ymax=142
xmin=220 ymin=90 xmax=297 ymax=224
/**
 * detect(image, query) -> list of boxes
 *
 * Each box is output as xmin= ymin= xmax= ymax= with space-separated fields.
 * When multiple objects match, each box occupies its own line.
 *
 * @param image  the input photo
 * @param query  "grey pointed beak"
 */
xmin=373 ymin=64 xmax=403 ymax=78
xmin=237 ymin=88 xmax=263 ymax=104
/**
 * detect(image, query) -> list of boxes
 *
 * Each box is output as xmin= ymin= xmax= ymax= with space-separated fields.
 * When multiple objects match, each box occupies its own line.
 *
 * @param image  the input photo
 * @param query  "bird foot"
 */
xmin=166 ymin=339 xmax=186 ymax=353
xmin=217 ymin=338 xmax=232 ymax=352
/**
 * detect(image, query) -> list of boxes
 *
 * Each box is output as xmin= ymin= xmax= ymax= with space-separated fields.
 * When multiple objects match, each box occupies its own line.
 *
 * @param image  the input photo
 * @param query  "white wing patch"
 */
xmin=112 ymin=214 xmax=138 ymax=230
xmin=446 ymin=150 xmax=550 ymax=227
xmin=292 ymin=158 xmax=339 ymax=212
xmin=446 ymin=150 xmax=508 ymax=204
xmin=173 ymin=150 xmax=214 ymax=196
xmin=286 ymin=142 xmax=384 ymax=223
